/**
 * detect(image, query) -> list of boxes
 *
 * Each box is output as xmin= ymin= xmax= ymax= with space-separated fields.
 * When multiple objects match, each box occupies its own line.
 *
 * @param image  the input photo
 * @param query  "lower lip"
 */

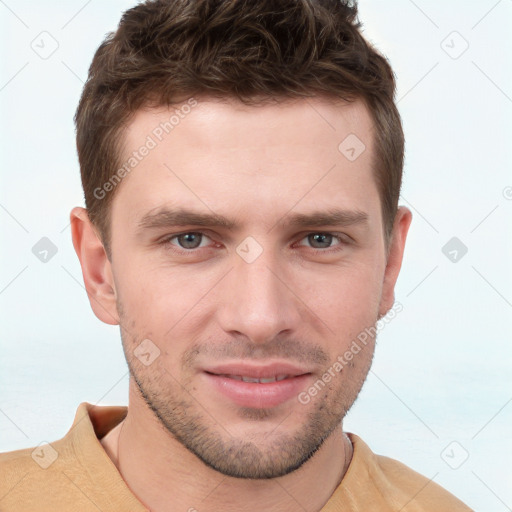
xmin=203 ymin=372 xmax=311 ymax=409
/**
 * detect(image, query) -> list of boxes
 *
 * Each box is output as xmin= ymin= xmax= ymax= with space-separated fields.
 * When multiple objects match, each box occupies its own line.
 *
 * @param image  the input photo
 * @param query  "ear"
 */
xmin=378 ymin=206 xmax=412 ymax=318
xmin=70 ymin=207 xmax=119 ymax=325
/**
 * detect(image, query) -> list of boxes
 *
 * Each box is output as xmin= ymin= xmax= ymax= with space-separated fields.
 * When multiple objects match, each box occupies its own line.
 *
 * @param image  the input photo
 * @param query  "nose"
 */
xmin=216 ymin=247 xmax=302 ymax=344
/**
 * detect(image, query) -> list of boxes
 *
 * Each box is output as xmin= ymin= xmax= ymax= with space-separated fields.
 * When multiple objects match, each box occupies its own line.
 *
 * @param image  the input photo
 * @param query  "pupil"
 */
xmin=180 ymin=233 xmax=201 ymax=248
xmin=310 ymin=233 xmax=331 ymax=248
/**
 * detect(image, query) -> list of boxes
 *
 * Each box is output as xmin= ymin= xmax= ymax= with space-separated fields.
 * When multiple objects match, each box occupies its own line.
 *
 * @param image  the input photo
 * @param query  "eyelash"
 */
xmin=159 ymin=231 xmax=350 ymax=256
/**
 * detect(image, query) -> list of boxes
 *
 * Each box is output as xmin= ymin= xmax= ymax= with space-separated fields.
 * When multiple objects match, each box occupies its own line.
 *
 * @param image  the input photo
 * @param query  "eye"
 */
xmin=169 ymin=232 xmax=212 ymax=250
xmin=297 ymin=233 xmax=346 ymax=251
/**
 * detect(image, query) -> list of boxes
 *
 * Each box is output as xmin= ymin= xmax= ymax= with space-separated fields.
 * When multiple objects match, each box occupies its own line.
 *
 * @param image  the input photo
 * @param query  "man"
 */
xmin=0 ymin=0 xmax=472 ymax=510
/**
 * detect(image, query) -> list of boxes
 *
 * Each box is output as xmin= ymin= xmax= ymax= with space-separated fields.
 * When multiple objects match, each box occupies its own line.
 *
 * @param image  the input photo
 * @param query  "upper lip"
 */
xmin=203 ymin=362 xmax=311 ymax=379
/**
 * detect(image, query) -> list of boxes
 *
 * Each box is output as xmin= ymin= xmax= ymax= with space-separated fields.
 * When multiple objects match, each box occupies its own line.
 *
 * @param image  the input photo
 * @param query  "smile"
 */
xmin=215 ymin=374 xmax=291 ymax=383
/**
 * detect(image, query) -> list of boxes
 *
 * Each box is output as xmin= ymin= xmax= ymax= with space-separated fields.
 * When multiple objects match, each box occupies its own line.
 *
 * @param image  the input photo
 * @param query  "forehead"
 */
xmin=123 ymin=96 xmax=373 ymax=156
xmin=112 ymin=96 xmax=379 ymax=231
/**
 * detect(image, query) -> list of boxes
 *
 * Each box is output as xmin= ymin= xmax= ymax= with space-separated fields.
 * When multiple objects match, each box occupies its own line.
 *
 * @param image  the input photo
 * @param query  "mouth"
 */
xmin=202 ymin=362 xmax=312 ymax=409
xmin=210 ymin=373 xmax=293 ymax=383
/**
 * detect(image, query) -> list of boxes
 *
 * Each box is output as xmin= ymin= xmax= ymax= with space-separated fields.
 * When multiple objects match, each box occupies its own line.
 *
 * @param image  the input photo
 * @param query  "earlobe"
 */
xmin=70 ymin=207 xmax=119 ymax=326
xmin=378 ymin=206 xmax=412 ymax=318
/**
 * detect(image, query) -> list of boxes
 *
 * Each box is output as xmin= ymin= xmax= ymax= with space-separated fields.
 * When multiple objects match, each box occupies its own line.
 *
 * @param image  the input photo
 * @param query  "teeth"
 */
xmin=241 ymin=376 xmax=260 ymax=383
xmin=221 ymin=374 xmax=291 ymax=383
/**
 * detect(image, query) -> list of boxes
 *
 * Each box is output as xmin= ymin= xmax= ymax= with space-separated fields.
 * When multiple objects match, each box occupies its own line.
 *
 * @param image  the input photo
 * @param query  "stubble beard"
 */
xmin=118 ymin=311 xmax=375 ymax=479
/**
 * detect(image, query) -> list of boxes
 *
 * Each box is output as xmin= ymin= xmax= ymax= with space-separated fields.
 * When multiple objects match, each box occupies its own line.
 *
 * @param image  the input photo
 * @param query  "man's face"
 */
xmin=104 ymin=97 xmax=401 ymax=478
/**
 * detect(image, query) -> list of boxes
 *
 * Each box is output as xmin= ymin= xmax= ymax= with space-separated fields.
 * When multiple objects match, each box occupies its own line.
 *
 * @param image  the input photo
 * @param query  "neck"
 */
xmin=101 ymin=396 xmax=352 ymax=512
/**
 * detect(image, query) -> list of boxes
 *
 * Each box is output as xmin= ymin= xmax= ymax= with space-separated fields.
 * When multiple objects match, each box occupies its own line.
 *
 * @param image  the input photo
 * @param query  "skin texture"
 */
xmin=71 ymin=96 xmax=412 ymax=512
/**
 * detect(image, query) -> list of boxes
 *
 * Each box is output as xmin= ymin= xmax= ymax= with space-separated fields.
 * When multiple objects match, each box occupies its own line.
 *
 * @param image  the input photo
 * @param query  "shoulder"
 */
xmin=0 ymin=436 xmax=76 ymax=509
xmin=0 ymin=402 xmax=135 ymax=512
xmin=341 ymin=434 xmax=473 ymax=511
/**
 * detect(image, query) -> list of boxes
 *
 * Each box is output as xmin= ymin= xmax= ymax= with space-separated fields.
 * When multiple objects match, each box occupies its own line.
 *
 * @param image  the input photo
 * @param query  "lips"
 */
xmin=216 ymin=374 xmax=290 ymax=383
xmin=202 ymin=362 xmax=312 ymax=408
xmin=204 ymin=362 xmax=310 ymax=380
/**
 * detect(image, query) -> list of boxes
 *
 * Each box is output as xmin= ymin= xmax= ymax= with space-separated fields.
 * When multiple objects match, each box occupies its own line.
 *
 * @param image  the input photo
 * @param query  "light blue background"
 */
xmin=1 ymin=1 xmax=511 ymax=510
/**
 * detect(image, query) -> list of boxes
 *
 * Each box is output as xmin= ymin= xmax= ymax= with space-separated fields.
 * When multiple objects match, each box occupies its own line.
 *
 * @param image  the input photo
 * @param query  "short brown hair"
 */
xmin=74 ymin=0 xmax=404 ymax=254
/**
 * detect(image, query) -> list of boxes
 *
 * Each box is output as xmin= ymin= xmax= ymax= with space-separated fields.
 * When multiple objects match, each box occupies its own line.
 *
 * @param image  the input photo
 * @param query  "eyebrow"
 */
xmin=136 ymin=207 xmax=369 ymax=232
xmin=282 ymin=209 xmax=368 ymax=228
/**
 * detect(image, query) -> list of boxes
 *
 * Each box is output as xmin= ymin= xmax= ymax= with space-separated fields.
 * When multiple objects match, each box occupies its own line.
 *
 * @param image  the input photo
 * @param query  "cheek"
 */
xmin=301 ymin=268 xmax=383 ymax=360
xmin=306 ymin=263 xmax=383 ymax=320
xmin=115 ymin=259 xmax=221 ymax=336
xmin=114 ymin=247 xmax=385 ymax=348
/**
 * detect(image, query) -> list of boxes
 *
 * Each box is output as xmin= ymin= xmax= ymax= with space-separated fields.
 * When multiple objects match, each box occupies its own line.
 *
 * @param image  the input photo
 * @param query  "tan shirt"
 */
xmin=0 ymin=402 xmax=472 ymax=511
